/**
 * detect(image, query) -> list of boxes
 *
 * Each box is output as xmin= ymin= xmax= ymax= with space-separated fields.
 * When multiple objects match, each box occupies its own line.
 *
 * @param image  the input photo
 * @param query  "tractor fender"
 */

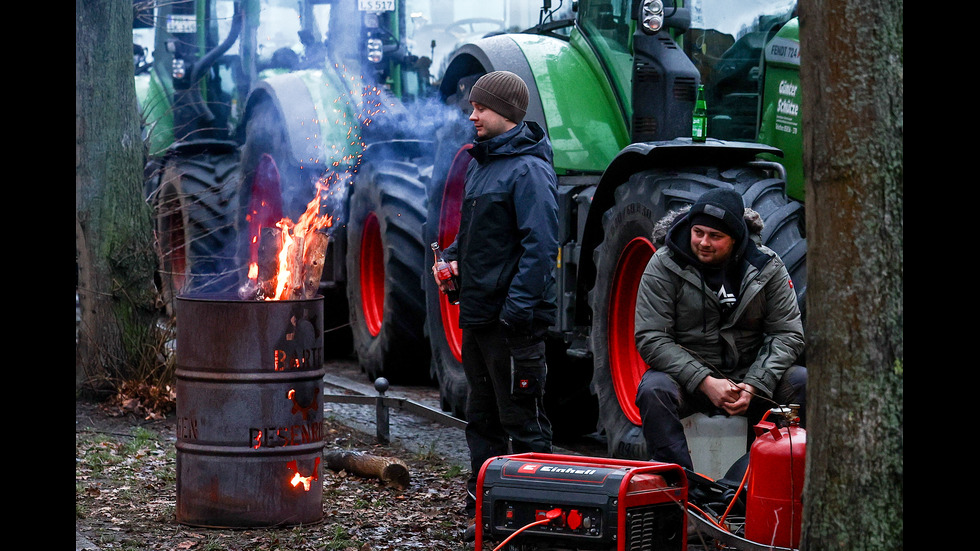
xmin=440 ymin=36 xmax=547 ymax=131
xmin=576 ymin=138 xmax=784 ymax=323
xmin=243 ymin=73 xmax=323 ymax=168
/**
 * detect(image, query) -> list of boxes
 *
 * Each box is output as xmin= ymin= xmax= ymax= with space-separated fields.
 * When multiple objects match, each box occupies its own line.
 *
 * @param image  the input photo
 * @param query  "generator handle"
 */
xmin=508 ymin=452 xmax=686 ymax=478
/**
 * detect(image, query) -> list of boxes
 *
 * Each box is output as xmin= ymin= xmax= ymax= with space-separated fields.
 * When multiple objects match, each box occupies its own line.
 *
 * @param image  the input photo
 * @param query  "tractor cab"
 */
xmin=133 ymin=0 xmax=335 ymax=155
xmin=571 ymin=0 xmax=800 ymax=188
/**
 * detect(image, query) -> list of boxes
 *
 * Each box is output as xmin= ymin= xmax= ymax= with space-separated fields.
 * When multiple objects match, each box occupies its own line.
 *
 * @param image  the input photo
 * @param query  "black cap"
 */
xmin=687 ymin=188 xmax=746 ymax=243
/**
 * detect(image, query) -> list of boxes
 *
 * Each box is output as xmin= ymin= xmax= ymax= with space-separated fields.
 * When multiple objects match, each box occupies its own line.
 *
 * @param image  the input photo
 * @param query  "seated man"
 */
xmin=634 ymin=188 xmax=806 ymax=470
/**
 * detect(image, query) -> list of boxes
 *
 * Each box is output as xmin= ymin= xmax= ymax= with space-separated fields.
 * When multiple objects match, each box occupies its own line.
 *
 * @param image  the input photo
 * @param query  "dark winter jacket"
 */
xmin=633 ymin=209 xmax=804 ymax=399
xmin=444 ymin=121 xmax=559 ymax=330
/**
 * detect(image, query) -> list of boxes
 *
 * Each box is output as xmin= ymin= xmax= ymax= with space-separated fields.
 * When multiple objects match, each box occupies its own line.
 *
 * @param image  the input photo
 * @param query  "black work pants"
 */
xmin=463 ymin=321 xmax=553 ymax=517
xmin=635 ymin=365 xmax=807 ymax=471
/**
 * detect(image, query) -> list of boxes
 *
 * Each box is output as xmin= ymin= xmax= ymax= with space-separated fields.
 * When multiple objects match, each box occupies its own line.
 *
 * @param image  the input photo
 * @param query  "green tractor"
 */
xmin=421 ymin=0 xmax=807 ymax=459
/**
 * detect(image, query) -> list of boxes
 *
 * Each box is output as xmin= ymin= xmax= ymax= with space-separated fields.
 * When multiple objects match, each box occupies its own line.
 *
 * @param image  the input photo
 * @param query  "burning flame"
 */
xmin=272 ymin=219 xmax=296 ymax=299
xmin=290 ymin=471 xmax=313 ymax=491
xmin=241 ymin=160 xmax=336 ymax=301
xmin=239 ymin=68 xmax=395 ymax=301
xmin=287 ymin=458 xmax=321 ymax=491
xmin=261 ymin=191 xmax=334 ymax=301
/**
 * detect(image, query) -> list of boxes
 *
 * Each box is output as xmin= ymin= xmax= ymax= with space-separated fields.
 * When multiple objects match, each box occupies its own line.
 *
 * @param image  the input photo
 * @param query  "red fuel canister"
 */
xmin=745 ymin=410 xmax=806 ymax=549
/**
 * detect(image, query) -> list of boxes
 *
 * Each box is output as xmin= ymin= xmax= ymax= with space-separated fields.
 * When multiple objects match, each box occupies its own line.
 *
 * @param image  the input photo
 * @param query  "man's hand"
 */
xmin=431 ymin=260 xmax=458 ymax=293
xmin=723 ymin=382 xmax=756 ymax=416
xmin=698 ymin=377 xmax=741 ymax=410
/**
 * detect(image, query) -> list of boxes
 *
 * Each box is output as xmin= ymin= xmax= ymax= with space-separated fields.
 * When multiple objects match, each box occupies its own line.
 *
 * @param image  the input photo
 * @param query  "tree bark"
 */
xmin=799 ymin=0 xmax=903 ymax=548
xmin=76 ymin=0 xmax=160 ymax=392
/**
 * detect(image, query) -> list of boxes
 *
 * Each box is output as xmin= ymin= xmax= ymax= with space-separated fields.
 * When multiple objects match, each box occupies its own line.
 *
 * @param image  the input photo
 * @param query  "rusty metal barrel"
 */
xmin=174 ymin=294 xmax=324 ymax=527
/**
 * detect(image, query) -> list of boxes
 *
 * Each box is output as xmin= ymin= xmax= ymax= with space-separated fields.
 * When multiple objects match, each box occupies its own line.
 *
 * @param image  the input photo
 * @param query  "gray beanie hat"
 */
xmin=469 ymin=71 xmax=529 ymax=123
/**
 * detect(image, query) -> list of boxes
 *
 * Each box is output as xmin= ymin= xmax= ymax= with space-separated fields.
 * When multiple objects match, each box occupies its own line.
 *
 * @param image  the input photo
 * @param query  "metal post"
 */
xmin=374 ymin=378 xmax=390 ymax=445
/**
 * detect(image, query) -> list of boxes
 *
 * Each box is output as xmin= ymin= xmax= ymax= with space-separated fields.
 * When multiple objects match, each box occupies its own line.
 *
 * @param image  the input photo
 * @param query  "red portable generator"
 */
xmin=475 ymin=453 xmax=688 ymax=550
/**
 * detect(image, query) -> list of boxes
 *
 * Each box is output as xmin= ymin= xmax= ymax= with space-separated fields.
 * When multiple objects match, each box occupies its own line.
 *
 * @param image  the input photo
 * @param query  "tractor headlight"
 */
xmin=640 ymin=0 xmax=664 ymax=34
xmin=367 ymin=38 xmax=383 ymax=63
xmin=172 ymin=57 xmax=186 ymax=79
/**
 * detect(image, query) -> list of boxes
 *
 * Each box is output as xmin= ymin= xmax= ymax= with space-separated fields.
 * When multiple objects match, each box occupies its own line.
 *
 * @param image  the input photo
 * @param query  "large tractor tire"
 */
xmin=422 ymin=75 xmax=483 ymax=417
xmin=346 ymin=155 xmax=431 ymax=383
xmin=588 ymin=163 xmax=807 ymax=460
xmin=424 ymin=142 xmax=471 ymax=418
xmin=150 ymin=140 xmax=241 ymax=309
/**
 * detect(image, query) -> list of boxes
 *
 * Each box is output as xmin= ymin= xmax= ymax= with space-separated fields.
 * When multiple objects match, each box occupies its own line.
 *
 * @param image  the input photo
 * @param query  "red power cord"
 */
xmin=492 ymin=508 xmax=564 ymax=551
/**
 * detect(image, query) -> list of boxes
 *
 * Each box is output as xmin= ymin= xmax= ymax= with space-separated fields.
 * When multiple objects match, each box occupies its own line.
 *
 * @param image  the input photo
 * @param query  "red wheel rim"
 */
xmin=608 ymin=236 xmax=655 ymax=426
xmin=437 ymin=145 xmax=471 ymax=363
xmin=360 ymin=212 xmax=384 ymax=336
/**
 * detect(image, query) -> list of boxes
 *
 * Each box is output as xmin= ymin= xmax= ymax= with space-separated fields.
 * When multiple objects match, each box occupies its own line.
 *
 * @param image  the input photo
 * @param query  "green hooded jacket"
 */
xmin=633 ymin=211 xmax=805 ymax=399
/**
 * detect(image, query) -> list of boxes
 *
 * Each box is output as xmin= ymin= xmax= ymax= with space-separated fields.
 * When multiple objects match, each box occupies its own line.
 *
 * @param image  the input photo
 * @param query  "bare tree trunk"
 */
xmin=76 ymin=0 xmax=160 ymax=393
xmin=799 ymin=0 xmax=903 ymax=548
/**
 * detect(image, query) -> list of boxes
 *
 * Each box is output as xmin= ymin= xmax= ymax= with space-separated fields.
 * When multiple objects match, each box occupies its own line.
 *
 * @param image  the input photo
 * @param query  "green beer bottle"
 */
xmin=692 ymin=84 xmax=707 ymax=142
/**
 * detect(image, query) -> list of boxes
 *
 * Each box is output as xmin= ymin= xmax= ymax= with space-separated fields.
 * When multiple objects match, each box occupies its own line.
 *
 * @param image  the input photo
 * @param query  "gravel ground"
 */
xmin=321 ymin=359 xmax=472 ymax=470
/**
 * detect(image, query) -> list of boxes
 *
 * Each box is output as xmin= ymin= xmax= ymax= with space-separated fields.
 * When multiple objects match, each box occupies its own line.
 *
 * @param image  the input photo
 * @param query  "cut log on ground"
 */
xmin=324 ymin=450 xmax=411 ymax=490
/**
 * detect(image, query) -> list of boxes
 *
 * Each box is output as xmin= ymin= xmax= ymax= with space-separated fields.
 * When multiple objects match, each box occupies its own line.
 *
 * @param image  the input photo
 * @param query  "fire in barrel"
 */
xmin=175 ymin=156 xmax=335 ymax=527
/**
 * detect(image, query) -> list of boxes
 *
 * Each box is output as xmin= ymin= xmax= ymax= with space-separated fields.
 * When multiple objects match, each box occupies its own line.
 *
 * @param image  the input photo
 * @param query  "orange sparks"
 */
xmin=242 ymin=73 xmax=384 ymax=301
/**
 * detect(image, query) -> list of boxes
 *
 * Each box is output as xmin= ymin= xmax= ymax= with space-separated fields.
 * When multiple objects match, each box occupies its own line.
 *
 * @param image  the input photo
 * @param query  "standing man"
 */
xmin=433 ymin=71 xmax=559 ymax=541
xmin=633 ymin=188 xmax=806 ymax=471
